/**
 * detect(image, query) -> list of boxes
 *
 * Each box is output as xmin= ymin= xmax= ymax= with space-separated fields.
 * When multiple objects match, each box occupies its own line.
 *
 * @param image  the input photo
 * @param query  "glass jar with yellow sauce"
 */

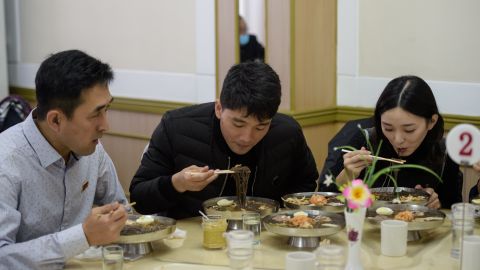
xmin=202 ymin=215 xmax=228 ymax=249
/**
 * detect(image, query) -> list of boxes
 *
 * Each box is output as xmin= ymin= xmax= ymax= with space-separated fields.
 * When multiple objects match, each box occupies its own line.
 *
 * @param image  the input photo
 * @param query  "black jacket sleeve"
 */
xmin=469 ymin=179 xmax=480 ymax=201
xmin=129 ymin=113 xmax=182 ymax=214
xmin=436 ymin=154 xmax=463 ymax=208
xmin=287 ymin=126 xmax=319 ymax=193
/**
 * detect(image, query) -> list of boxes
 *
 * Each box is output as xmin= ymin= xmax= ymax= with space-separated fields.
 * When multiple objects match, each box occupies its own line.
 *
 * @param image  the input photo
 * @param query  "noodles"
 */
xmin=231 ymin=165 xmax=251 ymax=208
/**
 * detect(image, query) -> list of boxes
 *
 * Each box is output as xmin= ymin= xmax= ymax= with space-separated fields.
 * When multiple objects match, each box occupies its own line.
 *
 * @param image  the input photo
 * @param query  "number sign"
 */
xmin=446 ymin=124 xmax=480 ymax=166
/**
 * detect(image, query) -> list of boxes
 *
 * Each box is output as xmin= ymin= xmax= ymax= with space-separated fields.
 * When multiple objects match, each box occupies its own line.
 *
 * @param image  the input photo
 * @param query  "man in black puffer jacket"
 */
xmin=129 ymin=62 xmax=319 ymax=219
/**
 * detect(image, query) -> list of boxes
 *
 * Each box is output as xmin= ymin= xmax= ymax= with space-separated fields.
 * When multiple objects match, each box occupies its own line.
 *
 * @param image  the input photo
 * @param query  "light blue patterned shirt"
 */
xmin=0 ymin=112 xmax=126 ymax=269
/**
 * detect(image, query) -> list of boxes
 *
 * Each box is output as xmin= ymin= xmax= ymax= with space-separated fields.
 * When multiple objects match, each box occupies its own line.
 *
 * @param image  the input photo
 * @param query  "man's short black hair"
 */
xmin=220 ymin=61 xmax=281 ymax=121
xmin=35 ymin=50 xmax=113 ymax=120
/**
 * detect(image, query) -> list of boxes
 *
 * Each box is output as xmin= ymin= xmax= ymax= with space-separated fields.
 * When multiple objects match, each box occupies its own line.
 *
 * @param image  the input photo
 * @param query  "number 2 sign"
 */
xmin=446 ymin=124 xmax=480 ymax=166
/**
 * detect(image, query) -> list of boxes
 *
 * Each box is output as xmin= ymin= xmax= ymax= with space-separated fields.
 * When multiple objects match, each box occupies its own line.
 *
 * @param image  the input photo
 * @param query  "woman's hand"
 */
xmin=415 ymin=184 xmax=440 ymax=209
xmin=342 ymin=147 xmax=373 ymax=180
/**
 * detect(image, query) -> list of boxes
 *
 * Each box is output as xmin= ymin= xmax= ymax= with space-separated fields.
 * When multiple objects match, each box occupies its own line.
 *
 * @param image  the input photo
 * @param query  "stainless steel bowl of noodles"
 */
xmin=282 ymin=192 xmax=344 ymax=213
xmin=370 ymin=187 xmax=430 ymax=207
xmin=263 ymin=210 xmax=345 ymax=238
xmin=366 ymin=204 xmax=445 ymax=231
xmin=202 ymin=196 xmax=279 ymax=220
xmin=116 ymin=214 xmax=176 ymax=244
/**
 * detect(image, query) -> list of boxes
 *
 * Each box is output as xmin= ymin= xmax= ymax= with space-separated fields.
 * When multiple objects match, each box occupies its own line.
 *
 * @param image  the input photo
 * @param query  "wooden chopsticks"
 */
xmin=340 ymin=149 xmax=406 ymax=164
xmin=189 ymin=170 xmax=236 ymax=176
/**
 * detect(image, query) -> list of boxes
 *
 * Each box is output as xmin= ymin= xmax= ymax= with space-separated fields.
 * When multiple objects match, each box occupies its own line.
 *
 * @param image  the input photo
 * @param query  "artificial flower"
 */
xmin=342 ymin=179 xmax=373 ymax=209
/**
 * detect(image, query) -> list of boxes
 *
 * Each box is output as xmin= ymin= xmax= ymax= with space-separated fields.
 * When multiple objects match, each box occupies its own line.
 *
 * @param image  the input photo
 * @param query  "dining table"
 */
xmin=66 ymin=210 xmax=479 ymax=270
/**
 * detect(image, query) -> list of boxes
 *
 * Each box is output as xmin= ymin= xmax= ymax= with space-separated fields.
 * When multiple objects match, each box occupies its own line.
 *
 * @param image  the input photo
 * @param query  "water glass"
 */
xmin=225 ymin=230 xmax=254 ymax=270
xmin=315 ymin=244 xmax=345 ymax=270
xmin=285 ymin=251 xmax=316 ymax=270
xmin=451 ymin=203 xmax=475 ymax=259
xmin=102 ymin=245 xmax=123 ymax=270
xmin=381 ymin=220 xmax=408 ymax=257
xmin=462 ymin=235 xmax=480 ymax=270
xmin=242 ymin=213 xmax=261 ymax=245
xmin=202 ymin=215 xmax=228 ymax=249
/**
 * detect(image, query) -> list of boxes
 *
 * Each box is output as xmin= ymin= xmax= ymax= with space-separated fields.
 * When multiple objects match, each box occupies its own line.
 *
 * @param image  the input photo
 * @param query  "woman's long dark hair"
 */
xmin=373 ymin=75 xmax=444 ymax=162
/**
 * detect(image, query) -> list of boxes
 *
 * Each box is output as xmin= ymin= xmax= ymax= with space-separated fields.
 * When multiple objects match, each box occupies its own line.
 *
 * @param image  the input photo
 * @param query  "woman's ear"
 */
xmin=427 ymin=114 xmax=439 ymax=130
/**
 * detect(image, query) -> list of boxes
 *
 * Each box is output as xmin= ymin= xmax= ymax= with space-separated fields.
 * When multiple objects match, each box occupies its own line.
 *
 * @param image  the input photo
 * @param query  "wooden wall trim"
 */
xmin=10 ymin=87 xmax=480 ymax=129
xmin=104 ymin=131 xmax=150 ymax=141
xmin=10 ymin=86 xmax=191 ymax=115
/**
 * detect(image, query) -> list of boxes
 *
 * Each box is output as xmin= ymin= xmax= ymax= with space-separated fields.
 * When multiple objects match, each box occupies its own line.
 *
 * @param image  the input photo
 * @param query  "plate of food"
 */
xmin=281 ymin=192 xmax=344 ymax=212
xmin=116 ymin=214 xmax=176 ymax=244
xmin=366 ymin=204 xmax=445 ymax=231
xmin=370 ymin=187 xmax=430 ymax=207
xmin=263 ymin=210 xmax=345 ymax=237
xmin=202 ymin=196 xmax=279 ymax=220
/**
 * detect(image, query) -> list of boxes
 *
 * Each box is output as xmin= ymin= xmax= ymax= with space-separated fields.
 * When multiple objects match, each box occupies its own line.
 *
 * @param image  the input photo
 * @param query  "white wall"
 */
xmin=337 ymin=0 xmax=480 ymax=117
xmin=0 ymin=0 xmax=8 ymax=99
xmin=7 ymin=0 xmax=216 ymax=103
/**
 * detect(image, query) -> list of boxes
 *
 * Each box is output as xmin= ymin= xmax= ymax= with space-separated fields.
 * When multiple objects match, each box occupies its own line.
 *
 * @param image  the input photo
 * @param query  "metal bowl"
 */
xmin=202 ymin=196 xmax=279 ymax=220
xmin=116 ymin=215 xmax=176 ymax=244
xmin=470 ymin=197 xmax=480 ymax=223
xmin=282 ymin=192 xmax=344 ymax=213
xmin=366 ymin=204 xmax=445 ymax=231
xmin=263 ymin=210 xmax=345 ymax=237
xmin=370 ymin=187 xmax=430 ymax=207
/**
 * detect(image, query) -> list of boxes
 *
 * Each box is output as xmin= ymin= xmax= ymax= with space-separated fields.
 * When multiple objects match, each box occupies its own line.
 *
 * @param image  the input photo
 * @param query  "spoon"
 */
xmin=199 ymin=210 xmax=210 ymax=220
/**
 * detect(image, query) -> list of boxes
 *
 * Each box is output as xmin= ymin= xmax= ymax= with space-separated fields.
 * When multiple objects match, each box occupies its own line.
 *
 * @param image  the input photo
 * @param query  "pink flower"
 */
xmin=342 ymin=179 xmax=373 ymax=209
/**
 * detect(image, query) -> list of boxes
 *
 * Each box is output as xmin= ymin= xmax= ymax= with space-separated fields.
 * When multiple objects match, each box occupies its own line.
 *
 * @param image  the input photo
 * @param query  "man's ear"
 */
xmin=428 ymin=114 xmax=439 ymax=130
xmin=45 ymin=110 xmax=63 ymax=133
xmin=214 ymin=99 xmax=222 ymax=119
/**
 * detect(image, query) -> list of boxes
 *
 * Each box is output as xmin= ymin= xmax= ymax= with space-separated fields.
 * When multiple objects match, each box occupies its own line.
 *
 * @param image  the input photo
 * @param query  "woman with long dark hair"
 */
xmin=333 ymin=75 xmax=462 ymax=209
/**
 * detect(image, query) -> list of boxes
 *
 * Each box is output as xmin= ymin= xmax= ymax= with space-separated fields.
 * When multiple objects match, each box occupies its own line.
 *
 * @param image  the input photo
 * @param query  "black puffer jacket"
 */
xmin=130 ymin=103 xmax=318 ymax=219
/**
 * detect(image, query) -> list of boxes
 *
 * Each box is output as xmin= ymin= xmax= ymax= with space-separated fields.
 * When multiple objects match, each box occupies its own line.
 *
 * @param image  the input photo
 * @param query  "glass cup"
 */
xmin=285 ymin=251 xmax=316 ymax=270
xmin=202 ymin=215 xmax=228 ymax=249
xmin=451 ymin=203 xmax=475 ymax=259
xmin=242 ymin=213 xmax=261 ymax=245
xmin=225 ymin=230 xmax=254 ymax=270
xmin=315 ymin=244 xmax=345 ymax=270
xmin=462 ymin=235 xmax=480 ymax=270
xmin=102 ymin=245 xmax=123 ymax=270
xmin=381 ymin=220 xmax=408 ymax=257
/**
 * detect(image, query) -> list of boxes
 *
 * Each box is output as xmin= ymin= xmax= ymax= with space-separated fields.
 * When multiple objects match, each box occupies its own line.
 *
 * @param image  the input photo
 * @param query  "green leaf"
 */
xmin=369 ymin=164 xmax=442 ymax=186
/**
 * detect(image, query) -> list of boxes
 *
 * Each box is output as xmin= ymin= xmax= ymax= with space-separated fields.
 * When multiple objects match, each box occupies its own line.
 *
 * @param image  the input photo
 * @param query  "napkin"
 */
xmin=163 ymin=228 xmax=187 ymax=248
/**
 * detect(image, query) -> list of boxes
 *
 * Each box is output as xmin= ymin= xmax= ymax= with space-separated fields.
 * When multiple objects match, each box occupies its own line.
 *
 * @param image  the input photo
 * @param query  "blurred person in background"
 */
xmin=239 ymin=16 xmax=265 ymax=62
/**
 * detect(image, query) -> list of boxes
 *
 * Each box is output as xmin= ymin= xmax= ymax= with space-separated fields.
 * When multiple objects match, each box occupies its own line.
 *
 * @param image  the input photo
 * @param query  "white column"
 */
xmin=0 ymin=0 xmax=9 ymax=98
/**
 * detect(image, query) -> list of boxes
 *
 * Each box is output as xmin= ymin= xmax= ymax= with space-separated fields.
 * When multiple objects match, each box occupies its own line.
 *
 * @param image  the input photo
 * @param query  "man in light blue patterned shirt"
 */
xmin=0 ymin=50 xmax=128 ymax=269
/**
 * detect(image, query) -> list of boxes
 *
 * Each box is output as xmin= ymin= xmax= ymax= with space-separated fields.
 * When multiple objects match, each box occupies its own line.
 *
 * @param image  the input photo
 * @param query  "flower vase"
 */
xmin=344 ymin=206 xmax=366 ymax=270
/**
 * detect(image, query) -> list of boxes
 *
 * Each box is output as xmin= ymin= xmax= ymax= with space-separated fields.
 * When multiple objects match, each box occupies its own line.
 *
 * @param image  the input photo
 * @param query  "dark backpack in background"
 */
xmin=0 ymin=95 xmax=32 ymax=132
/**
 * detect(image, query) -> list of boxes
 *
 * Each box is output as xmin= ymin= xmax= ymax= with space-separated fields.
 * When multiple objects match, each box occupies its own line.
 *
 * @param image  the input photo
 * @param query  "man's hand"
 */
xmin=82 ymin=202 xmax=128 ymax=246
xmin=415 ymin=184 xmax=440 ymax=209
xmin=171 ymin=165 xmax=218 ymax=193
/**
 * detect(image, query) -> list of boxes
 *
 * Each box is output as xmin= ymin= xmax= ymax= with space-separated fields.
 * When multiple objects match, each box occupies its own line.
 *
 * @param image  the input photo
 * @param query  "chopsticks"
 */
xmin=96 ymin=202 xmax=136 ymax=218
xmin=340 ymin=149 xmax=406 ymax=164
xmin=189 ymin=170 xmax=236 ymax=176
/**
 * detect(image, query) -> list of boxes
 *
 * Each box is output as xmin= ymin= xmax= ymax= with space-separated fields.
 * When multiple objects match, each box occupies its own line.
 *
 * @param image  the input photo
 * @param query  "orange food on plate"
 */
xmin=394 ymin=210 xmax=415 ymax=222
xmin=290 ymin=215 xmax=314 ymax=228
xmin=309 ymin=194 xmax=328 ymax=206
